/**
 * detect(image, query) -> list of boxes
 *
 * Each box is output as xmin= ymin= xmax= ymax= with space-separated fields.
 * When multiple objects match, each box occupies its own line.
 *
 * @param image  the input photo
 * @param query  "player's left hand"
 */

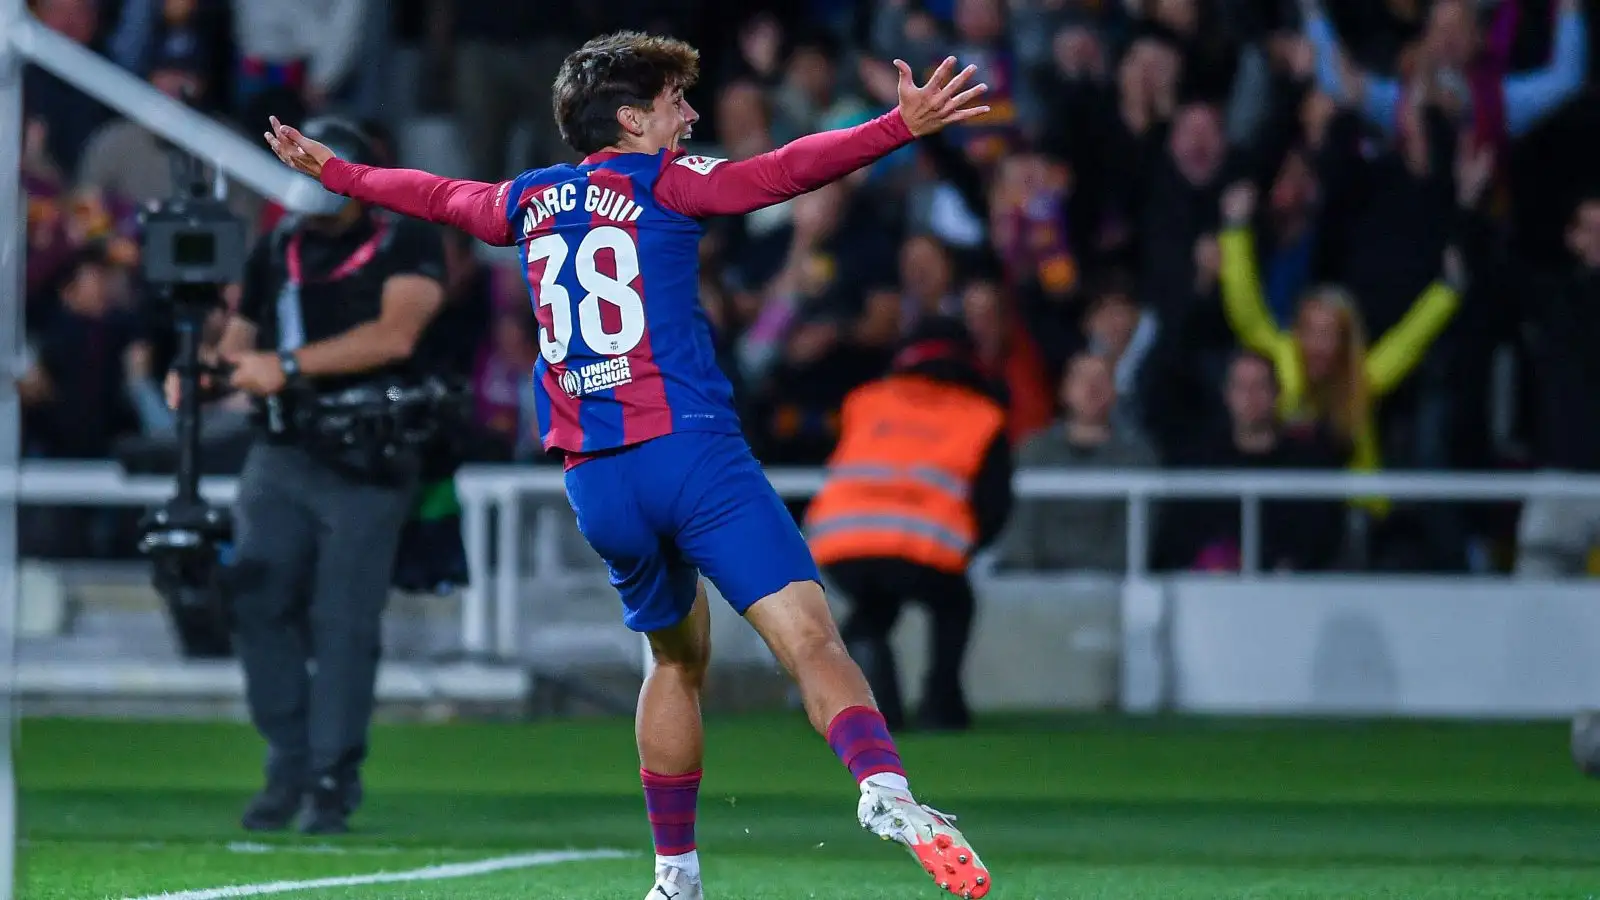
xmin=225 ymin=350 xmax=287 ymax=397
xmin=264 ymin=115 xmax=337 ymax=180
xmin=894 ymin=56 xmax=991 ymax=138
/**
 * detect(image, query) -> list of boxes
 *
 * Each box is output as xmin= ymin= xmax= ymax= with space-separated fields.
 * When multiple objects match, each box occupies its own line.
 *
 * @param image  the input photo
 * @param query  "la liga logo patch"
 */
xmin=673 ymin=155 xmax=727 ymax=176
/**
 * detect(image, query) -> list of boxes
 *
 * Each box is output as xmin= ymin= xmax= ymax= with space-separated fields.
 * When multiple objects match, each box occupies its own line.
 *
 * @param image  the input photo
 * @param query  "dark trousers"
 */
xmin=229 ymin=443 xmax=417 ymax=793
xmin=826 ymin=557 xmax=976 ymax=732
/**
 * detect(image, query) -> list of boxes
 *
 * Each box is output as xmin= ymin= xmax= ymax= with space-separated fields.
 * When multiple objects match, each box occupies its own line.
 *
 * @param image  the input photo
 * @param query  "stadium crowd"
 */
xmin=19 ymin=0 xmax=1600 ymax=574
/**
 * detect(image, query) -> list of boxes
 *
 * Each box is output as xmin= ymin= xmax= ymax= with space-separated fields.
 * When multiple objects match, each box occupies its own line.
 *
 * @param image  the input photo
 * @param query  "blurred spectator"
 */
xmin=22 ymin=242 xmax=149 ymax=461
xmin=961 ymin=278 xmax=1055 ymax=442
xmin=734 ymin=180 xmax=897 ymax=383
xmin=77 ymin=41 xmax=215 ymax=203
xmin=769 ymin=29 xmax=870 ymax=143
xmin=997 ymin=352 xmax=1158 ymax=572
xmin=1130 ymin=100 xmax=1233 ymax=324
xmin=1304 ymin=0 xmax=1588 ymax=144
xmin=1155 ymin=351 xmax=1347 ymax=572
xmin=24 ymin=115 xmax=75 ymax=305
xmin=26 ymin=0 xmax=113 ymax=174
xmin=750 ymin=307 xmax=891 ymax=467
xmin=1080 ymin=273 xmax=1159 ymax=433
xmin=898 ymin=233 xmax=963 ymax=328
xmin=1253 ymin=146 xmax=1323 ymax=328
xmin=229 ymin=0 xmax=369 ymax=112
xmin=108 ymin=0 xmax=233 ymax=108
xmin=1518 ymin=194 xmax=1600 ymax=576
xmin=472 ymin=311 xmax=536 ymax=462
xmin=428 ymin=0 xmax=580 ymax=180
xmin=991 ymin=151 xmax=1084 ymax=370
xmin=1216 ymin=181 xmax=1463 ymax=482
xmin=1317 ymin=97 xmax=1461 ymax=342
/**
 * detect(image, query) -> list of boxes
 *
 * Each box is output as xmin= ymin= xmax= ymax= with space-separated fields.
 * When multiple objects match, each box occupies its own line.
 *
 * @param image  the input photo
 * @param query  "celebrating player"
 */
xmin=264 ymin=31 xmax=992 ymax=900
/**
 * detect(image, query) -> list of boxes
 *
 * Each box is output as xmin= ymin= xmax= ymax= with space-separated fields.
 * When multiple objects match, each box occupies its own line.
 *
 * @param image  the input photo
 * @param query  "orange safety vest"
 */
xmin=805 ymin=375 xmax=1006 ymax=574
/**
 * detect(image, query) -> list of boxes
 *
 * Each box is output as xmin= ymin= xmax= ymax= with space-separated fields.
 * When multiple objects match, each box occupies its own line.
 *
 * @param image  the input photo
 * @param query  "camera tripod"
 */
xmin=138 ymin=285 xmax=234 ymax=657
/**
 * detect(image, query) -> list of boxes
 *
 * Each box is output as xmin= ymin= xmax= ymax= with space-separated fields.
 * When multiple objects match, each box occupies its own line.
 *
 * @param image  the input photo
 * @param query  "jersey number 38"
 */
xmin=526 ymin=226 xmax=645 ymax=364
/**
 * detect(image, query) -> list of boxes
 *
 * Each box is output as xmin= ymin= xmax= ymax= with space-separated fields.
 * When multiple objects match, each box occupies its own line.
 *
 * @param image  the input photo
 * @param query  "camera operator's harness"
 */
xmin=256 ymin=217 xmax=467 ymax=481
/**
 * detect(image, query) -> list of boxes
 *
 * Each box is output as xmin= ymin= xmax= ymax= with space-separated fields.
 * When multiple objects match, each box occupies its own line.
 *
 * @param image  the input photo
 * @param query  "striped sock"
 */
xmin=826 ymin=706 xmax=908 ymax=785
xmin=641 ymin=768 xmax=701 ymax=864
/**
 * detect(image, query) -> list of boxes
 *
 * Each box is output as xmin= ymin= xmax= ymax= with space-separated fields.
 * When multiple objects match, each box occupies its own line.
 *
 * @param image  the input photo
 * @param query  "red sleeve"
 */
xmin=654 ymin=110 xmax=916 ymax=218
xmin=320 ymin=158 xmax=516 ymax=246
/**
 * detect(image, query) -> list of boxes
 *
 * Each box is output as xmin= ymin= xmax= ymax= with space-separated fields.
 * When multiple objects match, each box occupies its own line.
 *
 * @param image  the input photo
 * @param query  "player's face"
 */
xmin=645 ymin=84 xmax=699 ymax=153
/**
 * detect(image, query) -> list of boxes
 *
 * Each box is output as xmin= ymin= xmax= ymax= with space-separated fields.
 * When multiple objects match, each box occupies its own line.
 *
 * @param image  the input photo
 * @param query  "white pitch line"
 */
xmin=119 ymin=848 xmax=631 ymax=900
xmin=224 ymin=842 xmax=403 ymax=856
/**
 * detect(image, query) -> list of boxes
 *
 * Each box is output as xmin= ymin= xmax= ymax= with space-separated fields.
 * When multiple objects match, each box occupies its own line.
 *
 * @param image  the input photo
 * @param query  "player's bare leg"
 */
xmin=745 ymin=581 xmax=990 ymax=898
xmin=637 ymin=582 xmax=711 ymax=900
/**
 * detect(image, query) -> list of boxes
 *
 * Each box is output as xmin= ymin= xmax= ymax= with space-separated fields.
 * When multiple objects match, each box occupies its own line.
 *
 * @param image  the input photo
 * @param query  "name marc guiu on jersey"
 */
xmin=519 ymin=156 xmax=727 ymax=236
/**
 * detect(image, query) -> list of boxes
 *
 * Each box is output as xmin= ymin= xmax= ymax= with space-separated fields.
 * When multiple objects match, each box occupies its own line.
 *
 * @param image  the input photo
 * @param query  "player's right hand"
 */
xmin=264 ymin=115 xmax=337 ymax=180
xmin=894 ymin=56 xmax=991 ymax=138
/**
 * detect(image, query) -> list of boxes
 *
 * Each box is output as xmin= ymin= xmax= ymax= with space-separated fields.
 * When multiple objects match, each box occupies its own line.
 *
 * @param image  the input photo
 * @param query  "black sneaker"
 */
xmin=298 ymin=776 xmax=351 ymax=835
xmin=241 ymin=778 xmax=305 ymax=832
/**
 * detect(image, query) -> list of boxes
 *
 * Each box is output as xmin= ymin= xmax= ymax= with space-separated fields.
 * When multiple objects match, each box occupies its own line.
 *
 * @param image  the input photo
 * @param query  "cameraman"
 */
xmin=168 ymin=119 xmax=447 ymax=835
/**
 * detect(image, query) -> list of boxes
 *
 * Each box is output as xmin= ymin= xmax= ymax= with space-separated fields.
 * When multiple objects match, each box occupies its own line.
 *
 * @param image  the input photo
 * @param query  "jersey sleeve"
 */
xmin=320 ymin=159 xmax=516 ymax=246
xmin=654 ymin=110 xmax=916 ymax=218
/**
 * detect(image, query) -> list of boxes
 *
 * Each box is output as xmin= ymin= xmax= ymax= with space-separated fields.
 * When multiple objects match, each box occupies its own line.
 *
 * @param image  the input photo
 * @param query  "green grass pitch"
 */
xmin=15 ymin=714 xmax=1600 ymax=898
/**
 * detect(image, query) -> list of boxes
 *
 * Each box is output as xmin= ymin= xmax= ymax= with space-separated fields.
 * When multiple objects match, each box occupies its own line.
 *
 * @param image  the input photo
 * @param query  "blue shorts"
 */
xmin=563 ymin=431 xmax=821 ymax=633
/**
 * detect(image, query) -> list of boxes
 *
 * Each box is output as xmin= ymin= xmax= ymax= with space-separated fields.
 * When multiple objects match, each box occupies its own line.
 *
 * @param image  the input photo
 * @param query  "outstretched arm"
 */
xmin=320 ymin=160 xmax=515 ymax=246
xmin=655 ymin=111 xmax=916 ymax=217
xmin=265 ymin=116 xmax=517 ymax=246
xmin=657 ymin=56 xmax=990 ymax=218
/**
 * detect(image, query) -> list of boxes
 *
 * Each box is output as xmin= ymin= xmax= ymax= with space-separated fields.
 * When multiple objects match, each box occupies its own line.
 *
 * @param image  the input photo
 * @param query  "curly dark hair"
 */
xmin=552 ymin=31 xmax=700 ymax=156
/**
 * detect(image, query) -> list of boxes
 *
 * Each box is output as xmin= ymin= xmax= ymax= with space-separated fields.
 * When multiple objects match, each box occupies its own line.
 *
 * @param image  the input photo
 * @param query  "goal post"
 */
xmin=0 ymin=0 xmax=19 ymax=893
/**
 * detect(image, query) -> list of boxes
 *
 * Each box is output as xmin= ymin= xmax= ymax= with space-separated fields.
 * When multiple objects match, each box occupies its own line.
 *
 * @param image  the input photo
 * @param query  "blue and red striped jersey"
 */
xmin=318 ymin=109 xmax=917 ymax=459
xmin=506 ymin=151 xmax=740 ymax=456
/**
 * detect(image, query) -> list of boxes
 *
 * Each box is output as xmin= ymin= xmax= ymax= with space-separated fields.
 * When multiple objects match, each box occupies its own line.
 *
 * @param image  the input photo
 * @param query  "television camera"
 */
xmin=133 ymin=148 xmax=246 ymax=657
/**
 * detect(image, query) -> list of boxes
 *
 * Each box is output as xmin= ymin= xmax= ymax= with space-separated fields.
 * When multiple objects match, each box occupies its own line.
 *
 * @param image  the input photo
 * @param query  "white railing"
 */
xmin=14 ymin=460 xmax=1600 ymax=660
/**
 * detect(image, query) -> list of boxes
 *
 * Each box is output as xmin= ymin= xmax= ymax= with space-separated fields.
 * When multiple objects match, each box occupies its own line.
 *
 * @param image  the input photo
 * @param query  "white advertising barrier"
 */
xmin=881 ymin=575 xmax=1122 ymax=712
xmin=15 ymin=461 xmax=1600 ymax=716
xmin=1166 ymin=578 xmax=1600 ymax=717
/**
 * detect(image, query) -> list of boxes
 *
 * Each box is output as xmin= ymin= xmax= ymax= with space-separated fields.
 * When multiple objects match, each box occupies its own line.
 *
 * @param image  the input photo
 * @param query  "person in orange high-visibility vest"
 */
xmin=806 ymin=317 xmax=1013 ymax=732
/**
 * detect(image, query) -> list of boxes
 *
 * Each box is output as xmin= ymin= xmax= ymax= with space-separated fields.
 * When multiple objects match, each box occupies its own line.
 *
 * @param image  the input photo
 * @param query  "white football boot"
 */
xmin=643 ymin=865 xmax=703 ymax=900
xmin=858 ymin=782 xmax=992 ymax=898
